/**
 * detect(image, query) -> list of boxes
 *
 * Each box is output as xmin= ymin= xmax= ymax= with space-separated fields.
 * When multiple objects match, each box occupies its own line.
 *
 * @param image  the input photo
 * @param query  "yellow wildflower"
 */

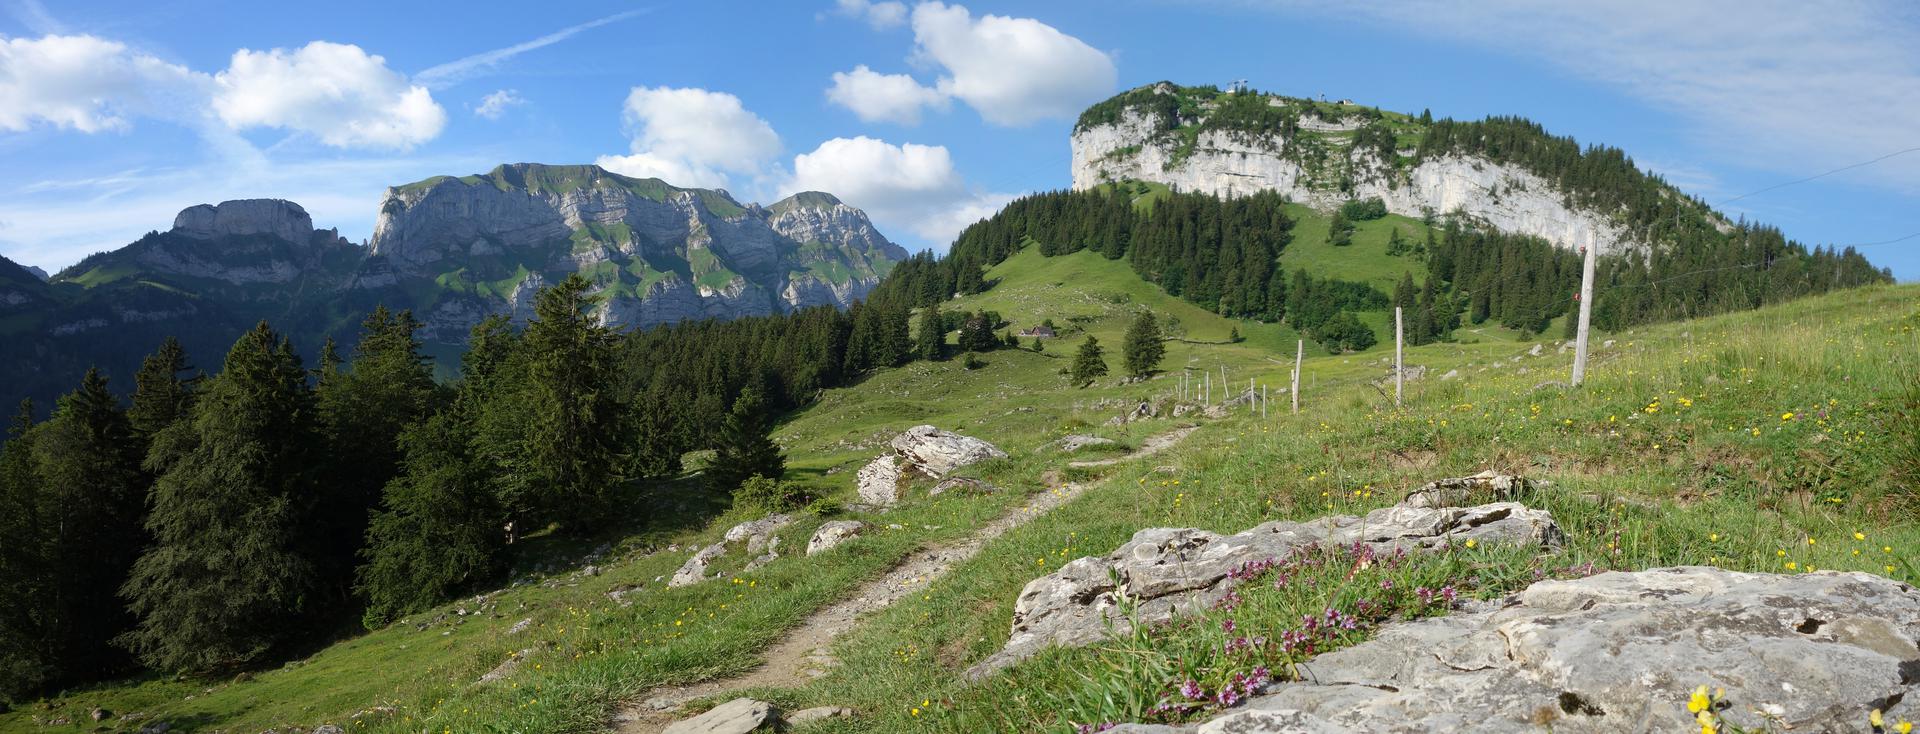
xmin=1687 ymin=685 xmax=1711 ymax=713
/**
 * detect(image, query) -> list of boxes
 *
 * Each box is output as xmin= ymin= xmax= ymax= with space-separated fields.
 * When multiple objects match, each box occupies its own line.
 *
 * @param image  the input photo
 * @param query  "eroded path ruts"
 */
xmin=610 ymin=425 xmax=1198 ymax=733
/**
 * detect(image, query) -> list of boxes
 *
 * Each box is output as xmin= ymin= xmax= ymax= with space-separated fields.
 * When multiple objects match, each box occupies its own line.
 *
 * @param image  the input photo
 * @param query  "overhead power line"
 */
xmin=1716 ymin=145 xmax=1920 ymax=206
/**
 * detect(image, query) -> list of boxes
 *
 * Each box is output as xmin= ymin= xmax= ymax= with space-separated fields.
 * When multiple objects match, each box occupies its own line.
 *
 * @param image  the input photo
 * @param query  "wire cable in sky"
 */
xmin=1716 ymin=146 xmax=1920 ymax=206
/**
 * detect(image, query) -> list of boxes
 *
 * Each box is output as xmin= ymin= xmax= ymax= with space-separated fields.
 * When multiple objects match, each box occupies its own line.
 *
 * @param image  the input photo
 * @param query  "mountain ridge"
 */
xmin=0 ymin=165 xmax=907 ymax=410
xmin=1071 ymin=81 xmax=1743 ymax=257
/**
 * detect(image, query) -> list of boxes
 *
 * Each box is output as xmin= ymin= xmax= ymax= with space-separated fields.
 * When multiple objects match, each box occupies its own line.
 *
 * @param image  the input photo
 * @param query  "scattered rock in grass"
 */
xmin=743 ymin=536 xmax=781 ymax=571
xmin=929 ymin=477 xmax=997 ymax=496
xmin=806 ymin=521 xmax=868 ymax=556
xmin=672 ymin=514 xmax=795 ymax=587
xmin=1160 ymin=567 xmax=1920 ymax=733
xmin=856 ymin=455 xmax=903 ymax=507
xmin=476 ymin=649 xmax=530 ymax=684
xmin=889 ymin=425 xmax=1007 ymax=477
xmin=1055 ymin=434 xmax=1118 ymax=453
xmin=506 ymin=617 xmax=533 ymax=635
xmin=1401 ymin=470 xmax=1530 ymax=509
xmin=724 ymin=514 xmax=794 ymax=555
xmin=90 ymin=708 xmax=111 ymax=721
xmin=607 ymin=584 xmax=643 ymax=606
xmin=1528 ymin=343 xmax=1544 ymax=357
xmin=967 ymin=500 xmax=1563 ymax=678
xmin=787 ymin=705 xmax=853 ymax=725
xmin=1440 ymin=369 xmax=1460 ymax=380
xmin=313 ymin=725 xmax=344 ymax=734
xmin=662 ymin=697 xmax=779 ymax=734
xmin=136 ymin=722 xmax=169 ymax=734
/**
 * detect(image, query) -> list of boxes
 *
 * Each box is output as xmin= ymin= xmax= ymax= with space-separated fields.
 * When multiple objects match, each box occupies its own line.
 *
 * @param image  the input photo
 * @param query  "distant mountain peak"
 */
xmin=769 ymin=191 xmax=845 ymax=213
xmin=172 ymin=199 xmax=316 ymax=244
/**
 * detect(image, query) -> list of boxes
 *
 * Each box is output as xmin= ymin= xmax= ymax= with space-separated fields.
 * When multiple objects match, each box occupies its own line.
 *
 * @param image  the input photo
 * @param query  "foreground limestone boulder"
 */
xmin=1126 ymin=567 xmax=1920 ymax=733
xmin=661 ymin=698 xmax=778 ymax=734
xmin=889 ymin=424 xmax=1007 ymax=477
xmin=855 ymin=455 xmax=902 ymax=507
xmin=967 ymin=501 xmax=1562 ymax=678
xmin=806 ymin=520 xmax=867 ymax=556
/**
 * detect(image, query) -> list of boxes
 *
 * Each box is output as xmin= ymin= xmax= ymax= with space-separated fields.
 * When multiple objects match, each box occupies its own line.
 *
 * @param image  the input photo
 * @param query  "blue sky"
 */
xmin=2 ymin=0 xmax=1916 ymax=280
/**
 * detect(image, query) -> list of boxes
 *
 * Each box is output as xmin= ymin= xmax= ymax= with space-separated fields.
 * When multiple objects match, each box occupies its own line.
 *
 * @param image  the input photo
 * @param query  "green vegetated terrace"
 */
xmin=4 ymin=250 xmax=1915 ymax=733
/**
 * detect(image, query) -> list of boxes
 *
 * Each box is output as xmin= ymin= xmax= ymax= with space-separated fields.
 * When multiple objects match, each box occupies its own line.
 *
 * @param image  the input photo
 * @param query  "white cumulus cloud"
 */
xmin=826 ymin=65 xmax=948 ymax=125
xmin=909 ymin=2 xmax=1115 ymax=126
xmin=474 ymin=89 xmax=525 ymax=120
xmin=786 ymin=135 xmax=1015 ymax=244
xmin=0 ymin=34 xmax=207 ymax=133
xmin=835 ymin=0 xmax=909 ymax=29
xmin=214 ymin=41 xmax=445 ymax=151
xmin=826 ymin=2 xmax=1116 ymax=127
xmin=595 ymin=86 xmax=783 ymax=189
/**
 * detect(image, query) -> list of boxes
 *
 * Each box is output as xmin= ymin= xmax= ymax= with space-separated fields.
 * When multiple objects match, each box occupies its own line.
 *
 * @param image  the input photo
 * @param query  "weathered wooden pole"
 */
xmin=1571 ymin=242 xmax=1597 ymax=387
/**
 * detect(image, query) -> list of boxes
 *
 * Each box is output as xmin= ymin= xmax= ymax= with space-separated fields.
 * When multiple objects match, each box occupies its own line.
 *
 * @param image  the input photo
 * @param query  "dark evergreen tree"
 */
xmin=916 ymin=305 xmax=946 ymax=362
xmin=315 ymin=307 xmax=438 ymax=603
xmin=0 ymin=399 xmax=43 ymax=698
xmin=1069 ymin=336 xmax=1108 ymax=387
xmin=707 ymin=385 xmax=785 ymax=493
xmin=119 ymin=321 xmax=320 ymax=673
xmin=4 ymin=370 xmax=148 ymax=689
xmin=357 ymin=412 xmax=504 ymax=629
xmin=128 ymin=337 xmax=194 ymax=445
xmin=1328 ymin=210 xmax=1354 ymax=246
xmin=487 ymin=274 xmax=627 ymax=532
xmin=1123 ymin=311 xmax=1166 ymax=378
xmin=958 ymin=312 xmax=999 ymax=353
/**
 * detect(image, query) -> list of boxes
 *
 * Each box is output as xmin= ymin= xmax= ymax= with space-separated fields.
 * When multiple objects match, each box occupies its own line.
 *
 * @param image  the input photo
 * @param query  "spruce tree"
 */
xmin=958 ymin=312 xmax=998 ymax=353
xmin=1123 ymin=311 xmax=1165 ymax=378
xmin=1329 ymin=211 xmax=1354 ymax=246
xmin=1415 ymin=277 xmax=1438 ymax=346
xmin=1393 ymin=272 xmax=1417 ymax=311
xmin=128 ymin=337 xmax=194 ymax=444
xmin=0 ymin=400 xmax=44 ymax=698
xmin=21 ymin=369 xmax=147 ymax=686
xmin=492 ymin=274 xmax=627 ymax=532
xmin=915 ymin=306 xmax=945 ymax=362
xmin=357 ymin=412 xmax=504 ymax=629
xmin=120 ymin=321 xmax=320 ymax=673
xmin=1070 ymin=336 xmax=1108 ymax=387
xmin=707 ymin=385 xmax=785 ymax=494
xmin=315 ymin=307 xmax=438 ymax=602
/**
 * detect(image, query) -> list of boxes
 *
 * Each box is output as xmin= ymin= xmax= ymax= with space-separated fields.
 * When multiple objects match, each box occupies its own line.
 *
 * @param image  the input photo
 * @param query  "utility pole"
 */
xmin=1394 ymin=306 xmax=1405 ymax=408
xmin=1291 ymin=339 xmax=1302 ymax=415
xmin=1571 ymin=241 xmax=1597 ymax=387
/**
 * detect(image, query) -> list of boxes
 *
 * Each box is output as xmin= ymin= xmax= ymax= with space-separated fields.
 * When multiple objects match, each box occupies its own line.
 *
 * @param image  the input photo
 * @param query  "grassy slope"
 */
xmin=6 ymin=250 xmax=1915 ymax=733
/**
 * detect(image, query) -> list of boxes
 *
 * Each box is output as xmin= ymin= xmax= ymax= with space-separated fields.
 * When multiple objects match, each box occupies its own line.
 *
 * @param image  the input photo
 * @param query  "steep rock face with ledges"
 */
xmin=1069 ymin=83 xmax=1704 ymax=256
xmin=366 ymin=164 xmax=902 ymax=337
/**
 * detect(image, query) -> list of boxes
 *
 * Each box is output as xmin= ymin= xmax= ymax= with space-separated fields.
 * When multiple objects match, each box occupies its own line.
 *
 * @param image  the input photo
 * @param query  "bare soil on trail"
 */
xmin=1067 ymin=424 xmax=1198 ymax=468
xmin=610 ymin=425 xmax=1200 ymax=733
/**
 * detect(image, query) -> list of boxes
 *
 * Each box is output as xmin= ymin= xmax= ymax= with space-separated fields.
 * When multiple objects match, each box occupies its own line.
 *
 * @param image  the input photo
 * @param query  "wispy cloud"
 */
xmin=413 ymin=9 xmax=650 ymax=89
xmin=1238 ymin=0 xmax=1920 ymax=194
xmin=4 ymin=0 xmax=66 ymax=35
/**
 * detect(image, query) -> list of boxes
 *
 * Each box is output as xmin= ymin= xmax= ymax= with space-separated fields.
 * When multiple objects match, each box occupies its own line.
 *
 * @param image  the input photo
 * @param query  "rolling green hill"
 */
xmin=8 ymin=232 xmax=1912 ymax=733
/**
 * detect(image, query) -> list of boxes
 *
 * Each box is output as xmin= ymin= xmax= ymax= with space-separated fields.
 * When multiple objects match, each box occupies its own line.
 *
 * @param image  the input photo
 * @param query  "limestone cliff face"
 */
xmin=1071 ymin=90 xmax=1640 ymax=255
xmin=366 ymin=164 xmax=903 ymax=337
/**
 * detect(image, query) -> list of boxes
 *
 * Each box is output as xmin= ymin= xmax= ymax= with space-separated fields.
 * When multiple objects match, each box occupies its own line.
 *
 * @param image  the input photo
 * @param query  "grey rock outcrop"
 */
xmin=173 ymin=199 xmax=316 ymax=244
xmin=1154 ymin=567 xmax=1920 ymax=733
xmin=1401 ymin=470 xmax=1530 ymax=508
xmin=1067 ymin=85 xmax=1726 ymax=257
xmin=661 ymin=698 xmax=778 ymax=734
xmin=785 ymin=706 xmax=852 ymax=725
xmin=670 ymin=514 xmax=794 ymax=588
xmin=889 ymin=425 xmax=1008 ymax=477
xmin=968 ymin=501 xmax=1563 ymax=678
xmin=367 ymin=164 xmax=903 ymax=335
xmin=855 ymin=455 xmax=903 ymax=507
xmin=806 ymin=521 xmax=868 ymax=556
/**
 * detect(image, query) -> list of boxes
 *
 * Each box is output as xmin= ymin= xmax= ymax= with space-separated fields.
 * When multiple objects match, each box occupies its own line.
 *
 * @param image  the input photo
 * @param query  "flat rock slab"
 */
xmin=968 ymin=501 xmax=1563 ymax=678
xmin=1164 ymin=566 xmax=1920 ymax=733
xmin=661 ymin=698 xmax=778 ymax=734
xmin=855 ymin=455 xmax=902 ymax=507
xmin=890 ymin=424 xmax=1006 ymax=477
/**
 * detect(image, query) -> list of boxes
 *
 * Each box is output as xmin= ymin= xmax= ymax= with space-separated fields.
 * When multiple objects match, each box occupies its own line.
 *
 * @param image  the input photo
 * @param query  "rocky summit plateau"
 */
xmin=0 ymin=163 xmax=905 ymax=408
